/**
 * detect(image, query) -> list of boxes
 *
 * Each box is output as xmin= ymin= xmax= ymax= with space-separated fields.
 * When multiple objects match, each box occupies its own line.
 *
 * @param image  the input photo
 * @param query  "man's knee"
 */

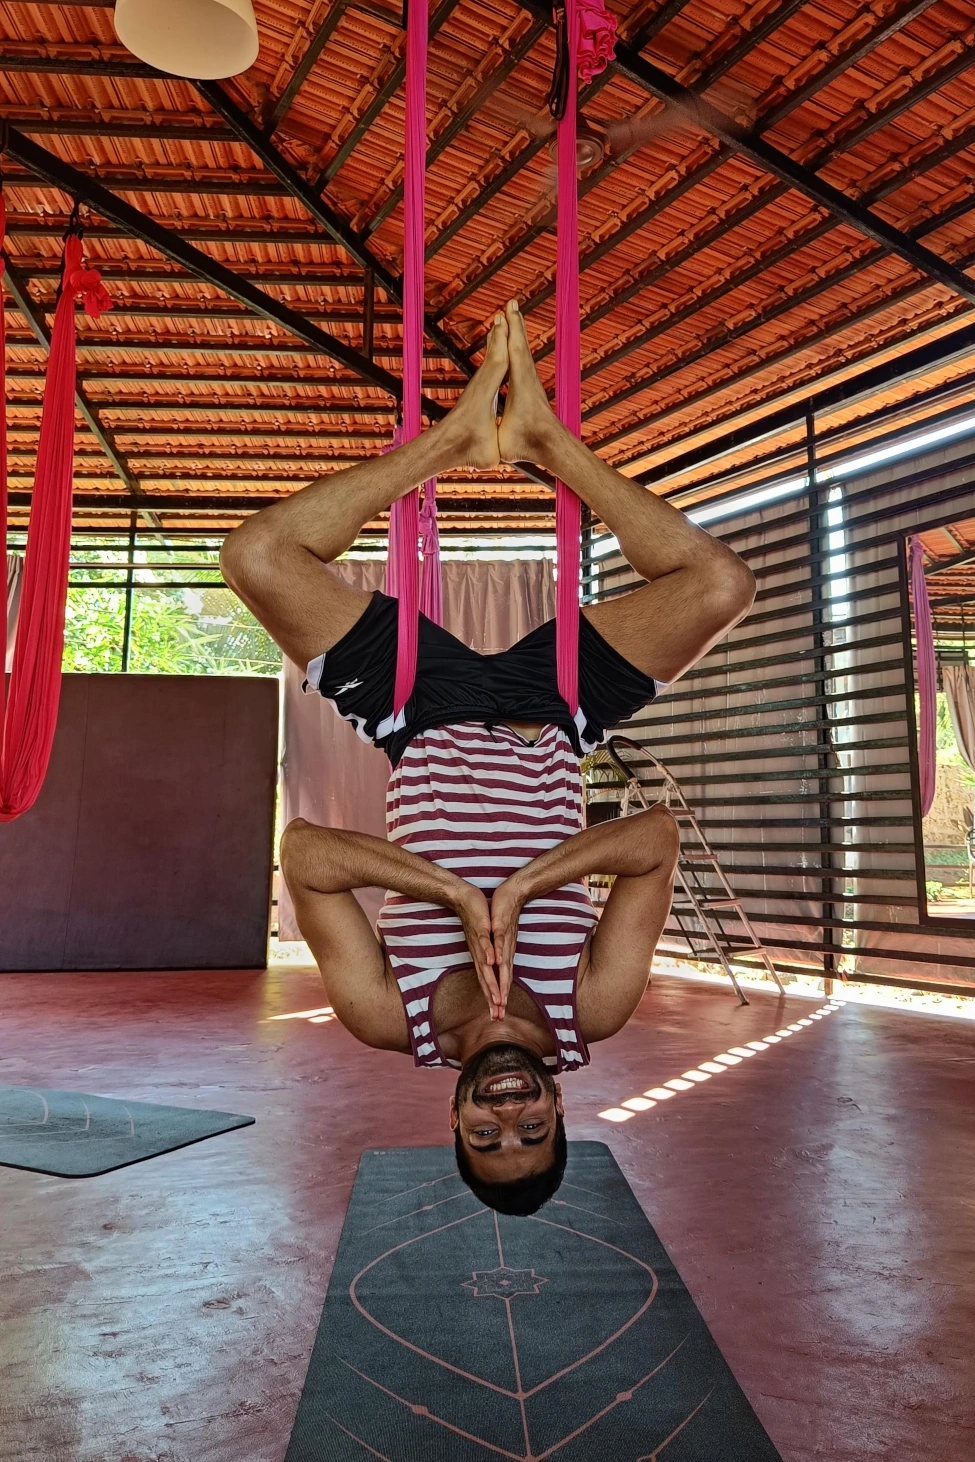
xmin=220 ymin=514 xmax=284 ymax=597
xmin=709 ymin=545 xmax=756 ymax=621
xmin=279 ymin=817 xmax=316 ymax=888
xmin=647 ymin=804 xmax=680 ymax=869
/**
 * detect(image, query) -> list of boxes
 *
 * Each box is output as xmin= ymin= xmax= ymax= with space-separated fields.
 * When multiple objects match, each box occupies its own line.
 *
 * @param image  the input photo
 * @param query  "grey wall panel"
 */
xmin=0 ymin=675 xmax=89 ymax=970
xmin=0 ymin=675 xmax=278 ymax=972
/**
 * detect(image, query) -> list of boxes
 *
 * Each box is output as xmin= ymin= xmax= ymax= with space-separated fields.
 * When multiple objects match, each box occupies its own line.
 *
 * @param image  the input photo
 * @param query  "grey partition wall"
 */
xmin=0 ymin=674 xmax=278 ymax=972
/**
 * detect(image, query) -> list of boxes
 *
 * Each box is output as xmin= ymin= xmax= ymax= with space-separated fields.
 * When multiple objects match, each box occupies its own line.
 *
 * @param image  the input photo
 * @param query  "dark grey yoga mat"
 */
xmin=0 ymin=1085 xmax=254 ymax=1177
xmin=287 ymin=1141 xmax=783 ymax=1461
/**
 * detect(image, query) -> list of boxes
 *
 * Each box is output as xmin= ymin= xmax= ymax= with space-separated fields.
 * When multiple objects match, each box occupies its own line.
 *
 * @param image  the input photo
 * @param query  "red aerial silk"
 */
xmin=0 ymin=220 xmax=111 ymax=821
xmin=389 ymin=0 xmax=616 ymax=718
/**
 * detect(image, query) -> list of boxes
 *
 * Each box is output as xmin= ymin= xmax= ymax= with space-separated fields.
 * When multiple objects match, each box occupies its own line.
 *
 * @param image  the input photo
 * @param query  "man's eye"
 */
xmin=475 ymin=1129 xmax=496 ymax=1138
xmin=520 ymin=1122 xmax=542 ymax=1131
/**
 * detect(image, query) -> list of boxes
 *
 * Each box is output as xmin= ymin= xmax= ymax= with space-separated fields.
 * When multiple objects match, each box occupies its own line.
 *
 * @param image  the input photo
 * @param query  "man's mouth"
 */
xmin=482 ymin=1075 xmax=532 ymax=1096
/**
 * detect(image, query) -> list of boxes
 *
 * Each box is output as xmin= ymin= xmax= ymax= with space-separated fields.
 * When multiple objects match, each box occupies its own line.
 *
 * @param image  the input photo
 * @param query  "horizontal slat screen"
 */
xmin=584 ymin=434 xmax=975 ymax=989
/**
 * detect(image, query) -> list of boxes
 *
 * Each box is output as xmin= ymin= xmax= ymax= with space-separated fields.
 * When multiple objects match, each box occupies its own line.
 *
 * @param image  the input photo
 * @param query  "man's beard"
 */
xmin=455 ymin=1043 xmax=556 ymax=1110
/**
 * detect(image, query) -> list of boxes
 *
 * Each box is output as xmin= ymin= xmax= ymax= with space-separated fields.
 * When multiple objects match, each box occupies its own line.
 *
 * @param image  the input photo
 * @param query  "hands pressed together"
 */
xmin=452 ymin=874 xmax=528 ymax=1022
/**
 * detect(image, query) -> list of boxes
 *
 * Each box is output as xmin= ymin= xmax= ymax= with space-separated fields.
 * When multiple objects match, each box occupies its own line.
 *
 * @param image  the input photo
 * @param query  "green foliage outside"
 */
xmin=60 ymin=544 xmax=280 ymax=676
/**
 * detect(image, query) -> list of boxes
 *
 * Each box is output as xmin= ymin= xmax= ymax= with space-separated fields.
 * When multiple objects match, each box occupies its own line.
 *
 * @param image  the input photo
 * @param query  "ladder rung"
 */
xmin=680 ymin=852 xmax=718 ymax=862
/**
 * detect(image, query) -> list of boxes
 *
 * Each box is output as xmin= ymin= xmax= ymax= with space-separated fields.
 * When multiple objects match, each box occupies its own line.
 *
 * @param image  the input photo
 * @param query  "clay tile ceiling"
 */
xmin=3 ymin=0 xmax=975 ymax=530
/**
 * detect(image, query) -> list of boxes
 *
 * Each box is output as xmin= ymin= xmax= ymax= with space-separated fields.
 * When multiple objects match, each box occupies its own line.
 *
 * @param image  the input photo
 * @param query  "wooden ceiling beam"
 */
xmin=5 ymin=492 xmax=554 ymax=514
xmin=15 ymin=262 xmax=367 ymax=286
xmin=0 ymin=109 xmax=235 ymax=141
xmin=2 ymin=165 xmax=292 ymax=197
xmin=2 ymin=214 xmax=343 ymax=246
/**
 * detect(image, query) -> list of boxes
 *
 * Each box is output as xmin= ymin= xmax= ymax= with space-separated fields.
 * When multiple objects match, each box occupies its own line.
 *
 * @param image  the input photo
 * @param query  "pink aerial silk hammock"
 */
xmin=909 ymin=535 xmax=936 ymax=816
xmin=0 ymin=208 xmax=112 ymax=821
xmin=386 ymin=0 xmax=438 ymax=716
xmin=387 ymin=0 xmax=615 ymax=718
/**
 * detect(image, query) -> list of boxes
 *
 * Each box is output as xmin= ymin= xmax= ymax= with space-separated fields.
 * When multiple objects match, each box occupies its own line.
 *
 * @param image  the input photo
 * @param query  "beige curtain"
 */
xmin=5 ymin=553 xmax=23 ymax=673
xmin=277 ymin=557 xmax=556 ymax=938
xmin=943 ymin=666 xmax=975 ymax=773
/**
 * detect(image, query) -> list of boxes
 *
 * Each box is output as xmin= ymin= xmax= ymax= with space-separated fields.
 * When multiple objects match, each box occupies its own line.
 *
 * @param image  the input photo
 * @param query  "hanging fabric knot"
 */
xmin=67 ymin=267 xmax=112 ymax=319
xmin=577 ymin=0 xmax=617 ymax=82
xmin=62 ymin=236 xmax=112 ymax=319
xmin=418 ymin=487 xmax=438 ymax=555
xmin=382 ymin=420 xmax=405 ymax=454
xmin=547 ymin=1 xmax=570 ymax=121
xmin=418 ymin=480 xmax=442 ymax=623
xmin=549 ymin=0 xmax=616 ymax=117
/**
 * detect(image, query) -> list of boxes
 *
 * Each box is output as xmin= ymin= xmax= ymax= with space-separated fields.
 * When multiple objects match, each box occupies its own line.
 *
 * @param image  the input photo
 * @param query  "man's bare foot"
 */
xmin=439 ymin=312 xmax=509 ymax=469
xmin=498 ymin=299 xmax=562 ymax=465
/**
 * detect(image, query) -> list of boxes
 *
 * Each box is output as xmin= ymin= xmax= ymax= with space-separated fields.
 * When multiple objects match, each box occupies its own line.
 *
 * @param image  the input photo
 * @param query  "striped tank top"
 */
xmin=376 ymin=721 xmax=597 ymax=1073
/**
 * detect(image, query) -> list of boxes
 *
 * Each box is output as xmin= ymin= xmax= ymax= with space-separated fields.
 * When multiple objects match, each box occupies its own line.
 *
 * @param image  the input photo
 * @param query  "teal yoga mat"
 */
xmin=287 ymin=1141 xmax=783 ymax=1461
xmin=0 ymin=1085 xmax=254 ymax=1177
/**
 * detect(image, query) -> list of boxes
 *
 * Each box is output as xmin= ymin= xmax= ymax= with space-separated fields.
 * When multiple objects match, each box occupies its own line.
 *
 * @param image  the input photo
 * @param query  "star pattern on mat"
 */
xmin=462 ymin=1265 xmax=549 ymax=1299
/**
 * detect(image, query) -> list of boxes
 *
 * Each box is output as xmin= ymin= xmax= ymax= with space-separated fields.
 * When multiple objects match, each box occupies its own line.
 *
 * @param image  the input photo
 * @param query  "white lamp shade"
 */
xmin=114 ymin=0 xmax=259 ymax=80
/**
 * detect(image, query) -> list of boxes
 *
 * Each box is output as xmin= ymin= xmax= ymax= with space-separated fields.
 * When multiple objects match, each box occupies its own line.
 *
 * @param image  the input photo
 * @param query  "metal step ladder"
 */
xmin=586 ymin=736 xmax=786 ymax=1005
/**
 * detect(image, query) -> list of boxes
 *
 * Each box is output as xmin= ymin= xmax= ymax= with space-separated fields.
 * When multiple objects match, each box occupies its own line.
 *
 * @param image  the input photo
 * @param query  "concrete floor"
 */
xmin=0 ymin=966 xmax=972 ymax=1462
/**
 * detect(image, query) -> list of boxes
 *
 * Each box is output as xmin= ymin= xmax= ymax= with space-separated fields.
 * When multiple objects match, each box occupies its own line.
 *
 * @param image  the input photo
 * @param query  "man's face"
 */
xmin=449 ymin=1044 xmax=563 ymax=1185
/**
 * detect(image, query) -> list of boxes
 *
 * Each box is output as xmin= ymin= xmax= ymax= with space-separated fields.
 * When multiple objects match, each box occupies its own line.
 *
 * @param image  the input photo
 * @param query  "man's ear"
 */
xmin=448 ymin=1095 xmax=459 ymax=1131
xmin=555 ymin=1082 xmax=564 ymax=1117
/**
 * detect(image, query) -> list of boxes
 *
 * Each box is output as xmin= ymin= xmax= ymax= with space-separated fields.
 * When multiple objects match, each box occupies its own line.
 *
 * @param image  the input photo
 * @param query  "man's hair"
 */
xmin=454 ymin=1114 xmax=568 ymax=1216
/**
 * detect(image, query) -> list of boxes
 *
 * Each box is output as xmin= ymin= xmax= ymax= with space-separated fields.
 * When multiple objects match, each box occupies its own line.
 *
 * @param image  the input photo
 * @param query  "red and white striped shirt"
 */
xmin=376 ymin=721 xmax=596 ymax=1072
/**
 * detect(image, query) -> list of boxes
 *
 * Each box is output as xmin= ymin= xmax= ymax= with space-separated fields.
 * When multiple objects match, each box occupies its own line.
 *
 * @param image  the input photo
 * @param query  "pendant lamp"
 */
xmin=114 ymin=0 xmax=259 ymax=80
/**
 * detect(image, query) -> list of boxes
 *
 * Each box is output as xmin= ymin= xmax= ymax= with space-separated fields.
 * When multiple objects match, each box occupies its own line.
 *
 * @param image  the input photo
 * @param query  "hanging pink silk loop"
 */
xmin=388 ymin=0 xmax=436 ymax=716
xmin=1 ymin=193 xmax=8 ymax=694
xmin=382 ymin=422 xmax=405 ymax=599
xmin=909 ymin=535 xmax=937 ymax=816
xmin=577 ymin=0 xmax=617 ymax=81
xmin=419 ymin=480 xmax=442 ymax=624
xmin=1 ymin=230 xmax=108 ymax=821
xmin=554 ymin=0 xmax=582 ymax=716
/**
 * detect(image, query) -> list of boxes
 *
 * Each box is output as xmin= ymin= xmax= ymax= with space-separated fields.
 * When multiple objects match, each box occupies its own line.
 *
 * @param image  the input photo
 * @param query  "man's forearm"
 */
xmin=513 ymin=807 xmax=675 ymax=901
xmin=281 ymin=820 xmax=468 ymax=908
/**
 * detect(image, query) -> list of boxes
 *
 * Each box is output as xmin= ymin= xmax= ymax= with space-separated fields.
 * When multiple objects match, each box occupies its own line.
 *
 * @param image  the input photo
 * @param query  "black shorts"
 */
xmin=305 ymin=591 xmax=657 ymax=766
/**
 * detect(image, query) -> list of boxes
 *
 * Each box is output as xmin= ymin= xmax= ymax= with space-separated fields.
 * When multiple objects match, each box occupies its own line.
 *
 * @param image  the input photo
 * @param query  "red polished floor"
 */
xmin=1 ymin=966 xmax=973 ymax=1462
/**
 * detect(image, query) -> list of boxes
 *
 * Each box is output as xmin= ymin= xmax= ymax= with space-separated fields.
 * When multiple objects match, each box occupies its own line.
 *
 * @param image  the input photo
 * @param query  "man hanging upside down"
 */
xmin=221 ymin=300 xmax=755 ymax=1216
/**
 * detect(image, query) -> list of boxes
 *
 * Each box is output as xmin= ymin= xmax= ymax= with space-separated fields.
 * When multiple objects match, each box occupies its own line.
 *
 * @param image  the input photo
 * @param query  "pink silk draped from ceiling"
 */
xmin=554 ymin=0 xmax=582 ymax=715
xmin=388 ymin=0 xmax=434 ymax=715
xmin=0 ymin=225 xmax=111 ymax=821
xmin=388 ymin=0 xmax=616 ymax=718
xmin=909 ymin=534 xmax=937 ymax=817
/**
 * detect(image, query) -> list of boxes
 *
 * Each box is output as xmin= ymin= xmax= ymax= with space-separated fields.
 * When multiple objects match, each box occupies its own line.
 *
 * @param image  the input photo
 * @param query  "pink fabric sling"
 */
xmin=909 ymin=534 xmax=936 ymax=816
xmin=0 ymin=216 xmax=111 ymax=821
xmin=387 ymin=0 xmax=616 ymax=720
